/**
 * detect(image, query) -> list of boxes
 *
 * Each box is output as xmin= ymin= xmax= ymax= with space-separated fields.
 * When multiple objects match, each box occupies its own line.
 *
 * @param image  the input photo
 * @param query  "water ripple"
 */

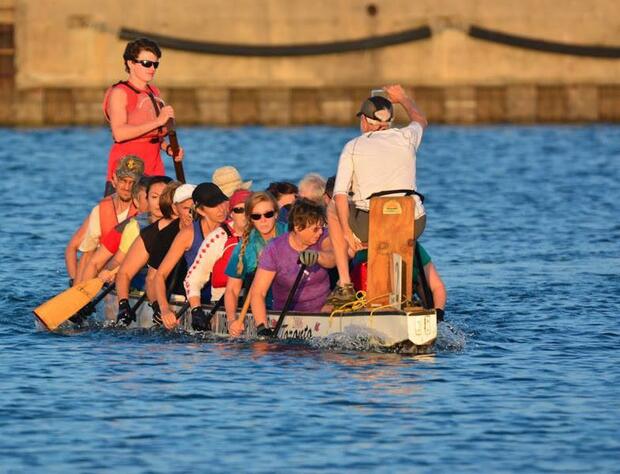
xmin=0 ymin=125 xmax=619 ymax=472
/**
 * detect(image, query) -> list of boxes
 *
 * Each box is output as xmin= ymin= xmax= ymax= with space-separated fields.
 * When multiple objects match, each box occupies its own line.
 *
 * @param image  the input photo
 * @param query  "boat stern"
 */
xmin=406 ymin=309 xmax=437 ymax=347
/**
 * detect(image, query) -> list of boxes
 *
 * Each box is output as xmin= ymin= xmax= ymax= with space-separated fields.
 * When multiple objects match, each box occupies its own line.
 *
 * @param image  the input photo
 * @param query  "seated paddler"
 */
xmin=250 ymin=198 xmax=335 ymax=336
xmin=224 ymin=191 xmax=286 ymax=337
xmin=157 ymin=183 xmax=229 ymax=331
xmin=174 ymin=189 xmax=250 ymax=332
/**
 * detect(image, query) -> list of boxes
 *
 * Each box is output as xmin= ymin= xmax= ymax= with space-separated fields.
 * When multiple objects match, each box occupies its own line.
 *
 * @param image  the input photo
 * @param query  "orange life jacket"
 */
xmin=98 ymin=195 xmax=138 ymax=239
xmin=102 ymin=81 xmax=167 ymax=142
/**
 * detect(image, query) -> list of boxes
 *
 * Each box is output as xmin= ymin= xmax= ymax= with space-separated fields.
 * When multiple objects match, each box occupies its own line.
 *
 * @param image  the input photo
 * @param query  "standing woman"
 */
xmin=224 ymin=192 xmax=287 ymax=336
xmin=103 ymin=37 xmax=184 ymax=195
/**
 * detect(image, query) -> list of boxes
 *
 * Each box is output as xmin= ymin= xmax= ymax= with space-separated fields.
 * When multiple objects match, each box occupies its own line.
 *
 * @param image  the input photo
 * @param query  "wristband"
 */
xmin=435 ymin=308 xmax=445 ymax=321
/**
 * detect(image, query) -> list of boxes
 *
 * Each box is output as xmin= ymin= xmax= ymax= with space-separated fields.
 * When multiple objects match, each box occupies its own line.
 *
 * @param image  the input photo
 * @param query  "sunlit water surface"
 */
xmin=0 ymin=125 xmax=618 ymax=472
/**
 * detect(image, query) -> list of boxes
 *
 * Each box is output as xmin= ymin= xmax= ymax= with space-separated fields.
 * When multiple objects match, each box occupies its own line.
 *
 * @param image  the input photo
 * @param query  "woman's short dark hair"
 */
xmin=146 ymin=175 xmax=172 ymax=196
xmin=266 ymin=181 xmax=298 ymax=200
xmin=288 ymin=198 xmax=326 ymax=232
xmin=159 ymin=181 xmax=182 ymax=219
xmin=123 ymin=37 xmax=162 ymax=73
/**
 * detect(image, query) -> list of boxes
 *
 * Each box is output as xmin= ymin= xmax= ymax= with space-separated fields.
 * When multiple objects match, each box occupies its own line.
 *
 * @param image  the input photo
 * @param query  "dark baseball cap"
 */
xmin=192 ymin=182 xmax=229 ymax=208
xmin=356 ymin=96 xmax=394 ymax=122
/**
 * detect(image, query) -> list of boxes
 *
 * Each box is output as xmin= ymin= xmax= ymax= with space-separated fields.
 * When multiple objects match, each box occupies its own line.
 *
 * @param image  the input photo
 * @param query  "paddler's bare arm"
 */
xmin=224 ymin=277 xmax=243 ymax=323
xmin=108 ymin=88 xmax=174 ymax=142
xmin=225 ymin=277 xmax=245 ymax=336
xmin=82 ymin=245 xmax=113 ymax=281
xmin=425 ymin=262 xmax=447 ymax=310
xmin=97 ymin=249 xmax=127 ymax=284
xmin=65 ymin=217 xmax=88 ymax=284
xmin=156 ymin=227 xmax=192 ymax=324
xmin=334 ymin=194 xmax=363 ymax=253
xmin=250 ymin=269 xmax=276 ymax=328
xmin=116 ymin=237 xmax=148 ymax=301
xmin=384 ymin=84 xmax=428 ymax=129
xmin=317 ymin=236 xmax=336 ymax=269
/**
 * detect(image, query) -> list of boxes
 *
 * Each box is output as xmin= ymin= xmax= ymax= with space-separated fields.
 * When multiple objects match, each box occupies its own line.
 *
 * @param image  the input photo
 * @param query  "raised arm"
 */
xmin=384 ymin=84 xmax=428 ymax=129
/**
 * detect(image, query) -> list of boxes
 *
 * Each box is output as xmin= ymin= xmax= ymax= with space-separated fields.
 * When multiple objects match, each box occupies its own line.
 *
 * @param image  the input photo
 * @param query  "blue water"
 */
xmin=1 ymin=125 xmax=619 ymax=473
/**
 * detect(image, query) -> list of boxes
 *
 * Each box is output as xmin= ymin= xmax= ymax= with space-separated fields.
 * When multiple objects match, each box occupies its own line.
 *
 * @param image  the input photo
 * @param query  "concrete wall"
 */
xmin=3 ymin=0 xmax=620 ymax=124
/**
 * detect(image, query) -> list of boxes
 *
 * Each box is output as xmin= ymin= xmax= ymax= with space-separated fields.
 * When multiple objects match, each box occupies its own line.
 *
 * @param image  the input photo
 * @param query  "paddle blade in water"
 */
xmin=33 ymin=278 xmax=105 ymax=331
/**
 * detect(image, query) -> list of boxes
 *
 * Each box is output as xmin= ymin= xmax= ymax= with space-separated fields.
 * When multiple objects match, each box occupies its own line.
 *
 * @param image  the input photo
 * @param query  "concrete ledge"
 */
xmin=2 ymin=84 xmax=620 ymax=126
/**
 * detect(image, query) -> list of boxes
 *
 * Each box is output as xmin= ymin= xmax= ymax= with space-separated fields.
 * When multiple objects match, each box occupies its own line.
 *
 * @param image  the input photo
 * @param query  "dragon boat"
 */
xmin=108 ymin=292 xmax=438 ymax=353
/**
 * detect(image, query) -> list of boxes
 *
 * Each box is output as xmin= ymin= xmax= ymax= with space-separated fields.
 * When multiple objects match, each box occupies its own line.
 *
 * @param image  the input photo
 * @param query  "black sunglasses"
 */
xmin=250 ymin=210 xmax=275 ymax=221
xmin=134 ymin=59 xmax=159 ymax=69
xmin=231 ymin=206 xmax=245 ymax=214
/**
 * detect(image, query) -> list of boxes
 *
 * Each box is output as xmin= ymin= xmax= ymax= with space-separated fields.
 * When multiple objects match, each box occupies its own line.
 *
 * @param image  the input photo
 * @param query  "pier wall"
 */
xmin=1 ymin=0 xmax=620 ymax=125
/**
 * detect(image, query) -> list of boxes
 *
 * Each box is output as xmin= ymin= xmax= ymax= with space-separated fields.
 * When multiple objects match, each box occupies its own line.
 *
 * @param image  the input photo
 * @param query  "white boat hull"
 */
xmin=102 ymin=293 xmax=438 ymax=352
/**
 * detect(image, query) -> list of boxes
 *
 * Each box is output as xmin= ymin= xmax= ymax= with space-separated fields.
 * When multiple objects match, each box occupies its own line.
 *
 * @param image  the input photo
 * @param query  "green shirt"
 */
xmin=351 ymin=242 xmax=431 ymax=282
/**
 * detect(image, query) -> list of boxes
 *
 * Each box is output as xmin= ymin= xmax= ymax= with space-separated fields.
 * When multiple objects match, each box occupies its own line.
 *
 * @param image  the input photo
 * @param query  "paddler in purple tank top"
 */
xmin=250 ymin=199 xmax=336 ymax=336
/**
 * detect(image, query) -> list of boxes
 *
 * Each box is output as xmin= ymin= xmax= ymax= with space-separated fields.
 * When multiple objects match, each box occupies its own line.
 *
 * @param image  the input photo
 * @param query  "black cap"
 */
xmin=356 ymin=96 xmax=394 ymax=122
xmin=192 ymin=182 xmax=229 ymax=207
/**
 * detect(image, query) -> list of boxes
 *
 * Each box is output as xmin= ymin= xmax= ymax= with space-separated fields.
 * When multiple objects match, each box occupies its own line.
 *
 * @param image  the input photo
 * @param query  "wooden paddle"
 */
xmin=34 ymin=266 xmax=120 ymax=331
xmin=272 ymin=263 xmax=307 ymax=338
xmin=166 ymin=119 xmax=185 ymax=183
xmin=34 ymin=278 xmax=115 ymax=331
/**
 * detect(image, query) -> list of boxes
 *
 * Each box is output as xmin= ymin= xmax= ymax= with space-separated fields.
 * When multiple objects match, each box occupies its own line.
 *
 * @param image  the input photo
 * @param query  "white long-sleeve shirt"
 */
xmin=183 ymin=226 xmax=229 ymax=300
xmin=333 ymin=121 xmax=425 ymax=218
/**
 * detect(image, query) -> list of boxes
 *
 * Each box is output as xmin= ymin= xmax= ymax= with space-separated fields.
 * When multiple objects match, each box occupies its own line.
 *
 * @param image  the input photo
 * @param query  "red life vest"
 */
xmin=102 ymin=81 xmax=167 ymax=143
xmin=211 ymin=223 xmax=240 ymax=289
xmin=98 ymin=195 xmax=138 ymax=239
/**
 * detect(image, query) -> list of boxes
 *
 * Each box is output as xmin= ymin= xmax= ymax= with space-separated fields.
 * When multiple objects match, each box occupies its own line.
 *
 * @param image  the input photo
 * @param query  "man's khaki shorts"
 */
xmin=349 ymin=202 xmax=426 ymax=243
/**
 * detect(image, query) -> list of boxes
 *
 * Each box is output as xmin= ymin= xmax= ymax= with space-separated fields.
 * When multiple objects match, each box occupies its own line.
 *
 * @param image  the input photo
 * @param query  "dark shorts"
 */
xmin=348 ymin=202 xmax=370 ymax=242
xmin=349 ymin=202 xmax=426 ymax=242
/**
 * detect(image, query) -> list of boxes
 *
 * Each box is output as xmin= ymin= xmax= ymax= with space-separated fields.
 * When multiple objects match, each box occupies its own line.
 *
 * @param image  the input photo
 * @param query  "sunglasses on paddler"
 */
xmin=134 ymin=59 xmax=159 ymax=69
xmin=231 ymin=206 xmax=245 ymax=214
xmin=250 ymin=210 xmax=275 ymax=221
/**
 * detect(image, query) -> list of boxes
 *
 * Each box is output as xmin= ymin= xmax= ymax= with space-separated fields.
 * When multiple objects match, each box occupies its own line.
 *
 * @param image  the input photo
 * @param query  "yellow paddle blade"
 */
xmin=33 ymin=278 xmax=105 ymax=331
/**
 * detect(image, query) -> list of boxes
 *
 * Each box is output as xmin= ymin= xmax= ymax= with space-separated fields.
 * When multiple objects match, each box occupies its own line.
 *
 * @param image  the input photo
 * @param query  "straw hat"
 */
xmin=212 ymin=166 xmax=252 ymax=197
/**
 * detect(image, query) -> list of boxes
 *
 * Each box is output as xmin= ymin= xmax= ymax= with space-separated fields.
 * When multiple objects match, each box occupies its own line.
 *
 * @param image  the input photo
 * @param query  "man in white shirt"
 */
xmin=327 ymin=84 xmax=428 ymax=305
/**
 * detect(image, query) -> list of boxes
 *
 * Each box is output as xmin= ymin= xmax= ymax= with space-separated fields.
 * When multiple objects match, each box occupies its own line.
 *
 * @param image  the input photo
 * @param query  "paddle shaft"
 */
xmin=166 ymin=119 xmax=185 ymax=183
xmin=130 ymin=292 xmax=147 ymax=318
xmin=273 ymin=263 xmax=307 ymax=338
xmin=236 ymin=271 xmax=256 ymax=328
xmin=92 ymin=282 xmax=116 ymax=307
